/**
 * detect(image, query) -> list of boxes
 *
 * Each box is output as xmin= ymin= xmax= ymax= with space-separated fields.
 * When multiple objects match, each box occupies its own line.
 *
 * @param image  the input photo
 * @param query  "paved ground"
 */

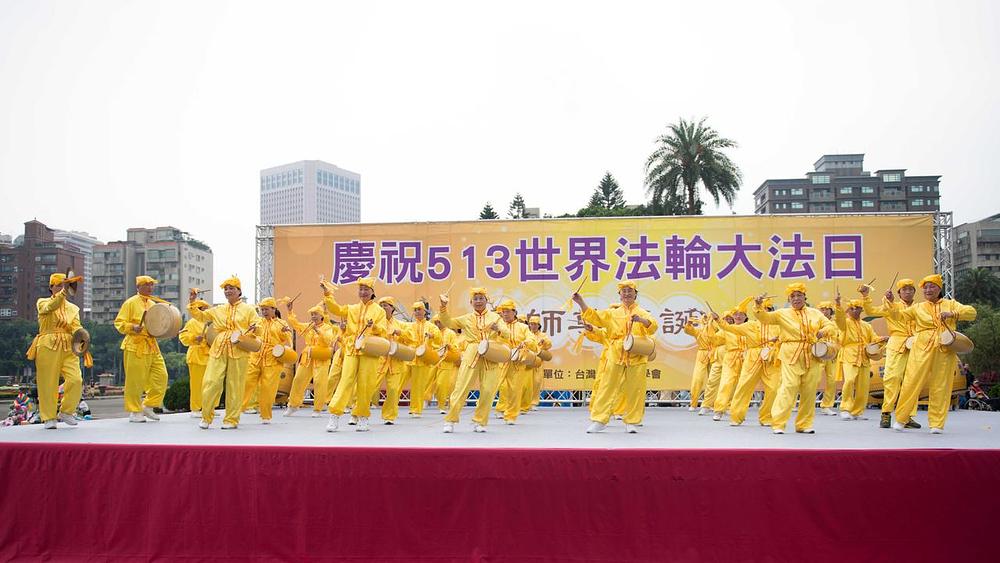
xmin=2 ymin=404 xmax=998 ymax=450
xmin=1 ymin=395 xmax=129 ymax=420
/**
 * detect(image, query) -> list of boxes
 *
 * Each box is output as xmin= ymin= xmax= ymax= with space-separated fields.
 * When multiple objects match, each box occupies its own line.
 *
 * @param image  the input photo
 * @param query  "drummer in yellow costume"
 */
xmin=432 ymin=314 xmax=460 ymax=414
xmin=178 ymin=298 xmax=212 ymax=418
xmin=324 ymin=277 xmax=389 ymax=432
xmin=712 ymin=300 xmax=750 ymax=421
xmin=573 ymin=280 xmax=658 ymax=434
xmin=27 ymin=273 xmax=85 ymax=429
xmin=751 ymin=282 xmax=836 ymax=434
xmin=371 ymin=296 xmax=415 ymax=424
xmin=404 ymin=301 xmax=441 ymax=418
xmin=114 ymin=275 xmax=169 ymax=423
xmin=698 ymin=313 xmax=730 ymax=416
xmin=860 ymin=279 xmax=919 ymax=428
xmin=816 ymin=301 xmax=841 ymax=416
xmin=241 ymin=297 xmax=292 ymax=423
xmin=285 ymin=303 xmax=335 ymax=417
xmin=683 ymin=313 xmax=716 ymax=412
xmin=835 ymin=297 xmax=885 ymax=421
xmin=494 ymin=300 xmax=537 ymax=424
xmin=522 ymin=315 xmax=552 ymax=413
xmin=439 ymin=287 xmax=513 ymax=433
xmin=714 ymin=298 xmax=781 ymax=427
xmin=187 ymin=276 xmax=260 ymax=430
xmin=889 ymin=274 xmax=976 ymax=433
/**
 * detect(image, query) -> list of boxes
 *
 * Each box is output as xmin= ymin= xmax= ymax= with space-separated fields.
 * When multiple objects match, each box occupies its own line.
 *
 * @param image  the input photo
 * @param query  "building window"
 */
xmin=910 ymin=186 xmax=925 ymax=193
xmin=839 ymin=187 xmax=853 ymax=195
xmin=812 ymin=175 xmax=830 ymax=184
xmin=840 ymin=200 xmax=854 ymax=208
xmin=861 ymin=200 xmax=875 ymax=208
xmin=882 ymin=173 xmax=902 ymax=182
xmin=791 ymin=202 xmax=804 ymax=209
xmin=790 ymin=188 xmax=804 ymax=195
xmin=912 ymin=199 xmax=925 ymax=206
xmin=861 ymin=186 xmax=874 ymax=194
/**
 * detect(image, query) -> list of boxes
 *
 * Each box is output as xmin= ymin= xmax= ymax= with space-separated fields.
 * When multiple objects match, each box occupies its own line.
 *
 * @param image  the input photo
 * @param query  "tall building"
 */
xmin=954 ymin=213 xmax=1000 ymax=278
xmin=0 ymin=220 xmax=85 ymax=321
xmin=754 ymin=154 xmax=941 ymax=215
xmin=259 ymin=160 xmax=361 ymax=225
xmin=91 ymin=227 xmax=213 ymax=324
xmin=53 ymin=230 xmax=104 ymax=314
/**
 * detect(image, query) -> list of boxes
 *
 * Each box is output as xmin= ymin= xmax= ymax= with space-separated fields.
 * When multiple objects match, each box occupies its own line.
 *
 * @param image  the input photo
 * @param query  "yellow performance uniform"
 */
xmin=581 ymin=304 xmax=658 ymax=426
xmin=242 ymin=317 xmax=292 ymax=420
xmin=433 ymin=328 xmax=460 ymax=411
xmin=713 ymin=329 xmax=747 ymax=414
xmin=524 ymin=329 xmax=552 ymax=410
xmin=701 ymin=334 xmax=726 ymax=412
xmin=404 ymin=319 xmax=442 ymax=416
xmin=115 ymin=294 xmax=168 ymax=413
xmin=750 ymin=305 xmax=836 ymax=432
xmin=864 ymin=296 xmax=917 ymax=416
xmin=584 ymin=327 xmax=611 ymax=414
xmin=178 ymin=318 xmax=211 ymax=412
xmin=324 ymin=297 xmax=389 ymax=419
xmin=817 ymin=327 xmax=841 ymax=410
xmin=326 ymin=336 xmax=346 ymax=404
xmin=889 ymin=298 xmax=976 ymax=430
xmin=188 ymin=300 xmax=260 ymax=426
xmin=440 ymin=307 xmax=513 ymax=427
xmin=287 ymin=314 xmax=336 ymax=412
xmin=684 ymin=318 xmax=716 ymax=410
xmin=718 ymin=318 xmax=780 ymax=425
xmin=370 ymin=317 xmax=414 ymax=422
xmin=27 ymin=289 xmax=83 ymax=423
xmin=834 ymin=308 xmax=879 ymax=417
xmin=496 ymin=320 xmax=537 ymax=423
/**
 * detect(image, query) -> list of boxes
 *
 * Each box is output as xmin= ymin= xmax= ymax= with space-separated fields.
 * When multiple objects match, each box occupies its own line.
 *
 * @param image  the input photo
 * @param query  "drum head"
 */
xmin=623 ymin=334 xmax=635 ymax=351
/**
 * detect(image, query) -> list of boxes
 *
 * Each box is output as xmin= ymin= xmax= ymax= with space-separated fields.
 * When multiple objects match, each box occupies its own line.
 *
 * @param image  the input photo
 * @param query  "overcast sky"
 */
xmin=2 ymin=0 xmax=997 ymax=298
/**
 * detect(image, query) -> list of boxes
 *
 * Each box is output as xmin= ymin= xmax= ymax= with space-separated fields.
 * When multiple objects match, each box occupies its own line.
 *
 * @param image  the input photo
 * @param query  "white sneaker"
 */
xmin=44 ymin=419 xmax=57 ymax=429
xmin=198 ymin=421 xmax=209 ymax=430
xmin=772 ymin=428 xmax=785 ymax=434
xmin=712 ymin=412 xmax=722 ymax=421
xmin=728 ymin=420 xmax=741 ymax=427
xmin=284 ymin=407 xmax=298 ymax=417
xmin=129 ymin=412 xmax=146 ymax=423
xmin=839 ymin=411 xmax=852 ymax=420
xmin=357 ymin=417 xmax=370 ymax=432
xmin=688 ymin=406 xmax=697 ymax=412
xmin=410 ymin=413 xmax=422 ymax=418
xmin=494 ymin=412 xmax=504 ymax=419
xmin=311 ymin=411 xmax=321 ymax=418
xmin=505 ymin=420 xmax=515 ymax=426
xmin=625 ymin=424 xmax=639 ymax=434
xmin=930 ymin=427 xmax=943 ymax=434
xmin=821 ymin=407 xmax=836 ymax=416
xmin=326 ymin=415 xmax=339 ymax=432
xmin=142 ymin=407 xmax=160 ymax=421
xmin=530 ymin=406 xmax=538 ymax=411
xmin=892 ymin=421 xmax=905 ymax=432
xmin=796 ymin=428 xmax=815 ymax=434
xmin=261 ymin=419 xmax=270 ymax=425
xmin=443 ymin=422 xmax=454 ymax=433
xmin=348 ymin=415 xmax=358 ymax=425
xmin=244 ymin=408 xmax=259 ymax=414
xmin=57 ymin=413 xmax=78 ymax=426
xmin=190 ymin=410 xmax=202 ymax=418
xmin=473 ymin=424 xmax=487 ymax=433
xmin=698 ymin=407 xmax=708 ymax=416
xmin=221 ymin=423 xmax=237 ymax=430
xmin=586 ymin=421 xmax=607 ymax=433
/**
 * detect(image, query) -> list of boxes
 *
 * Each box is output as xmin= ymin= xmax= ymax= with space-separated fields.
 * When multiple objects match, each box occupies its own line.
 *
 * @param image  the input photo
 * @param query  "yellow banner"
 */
xmin=273 ymin=214 xmax=934 ymax=391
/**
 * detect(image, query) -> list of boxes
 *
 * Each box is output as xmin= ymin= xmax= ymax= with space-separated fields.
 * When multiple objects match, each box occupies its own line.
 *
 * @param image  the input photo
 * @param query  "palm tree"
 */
xmin=956 ymin=268 xmax=1000 ymax=307
xmin=644 ymin=117 xmax=742 ymax=215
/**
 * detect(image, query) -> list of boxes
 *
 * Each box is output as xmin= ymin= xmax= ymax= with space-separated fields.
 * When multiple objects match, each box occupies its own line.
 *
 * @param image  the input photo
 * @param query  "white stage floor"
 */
xmin=1 ymin=407 xmax=998 ymax=450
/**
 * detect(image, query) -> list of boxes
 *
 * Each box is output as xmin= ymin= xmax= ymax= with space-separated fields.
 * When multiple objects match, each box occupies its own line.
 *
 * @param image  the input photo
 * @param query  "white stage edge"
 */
xmin=1 ymin=407 xmax=997 ymax=450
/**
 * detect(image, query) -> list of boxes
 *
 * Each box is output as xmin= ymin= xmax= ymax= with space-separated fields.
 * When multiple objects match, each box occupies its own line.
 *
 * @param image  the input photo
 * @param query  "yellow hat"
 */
xmin=784 ymin=282 xmax=807 ymax=297
xmin=528 ymin=315 xmax=541 ymax=325
xmin=847 ymin=299 xmax=864 ymax=309
xmin=49 ymin=273 xmax=67 ymax=286
xmin=258 ymin=297 xmax=278 ymax=308
xmin=735 ymin=295 xmax=754 ymax=313
xmin=722 ymin=309 xmax=735 ymax=318
xmin=517 ymin=313 xmax=527 ymax=322
xmin=817 ymin=300 xmax=834 ymax=309
xmin=357 ymin=277 xmax=376 ymax=290
xmin=617 ymin=280 xmax=637 ymax=291
xmin=219 ymin=275 xmax=240 ymax=289
xmin=136 ymin=275 xmax=158 ymax=286
xmin=469 ymin=287 xmax=488 ymax=298
xmin=377 ymin=296 xmax=396 ymax=309
xmin=308 ymin=305 xmax=325 ymax=318
xmin=412 ymin=301 xmax=426 ymax=311
xmin=192 ymin=299 xmax=210 ymax=310
xmin=920 ymin=274 xmax=943 ymax=289
xmin=495 ymin=299 xmax=517 ymax=312
xmin=896 ymin=278 xmax=915 ymax=291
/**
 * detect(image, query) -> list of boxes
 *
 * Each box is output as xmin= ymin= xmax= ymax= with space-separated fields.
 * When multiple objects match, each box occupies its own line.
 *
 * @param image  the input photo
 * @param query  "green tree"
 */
xmin=0 ymin=320 xmax=35 ymax=379
xmin=645 ymin=117 xmax=742 ymax=215
xmin=508 ymin=193 xmax=527 ymax=219
xmin=961 ymin=304 xmax=1000 ymax=378
xmin=956 ymin=268 xmax=1000 ymax=308
xmin=587 ymin=173 xmax=626 ymax=211
xmin=479 ymin=202 xmax=499 ymax=219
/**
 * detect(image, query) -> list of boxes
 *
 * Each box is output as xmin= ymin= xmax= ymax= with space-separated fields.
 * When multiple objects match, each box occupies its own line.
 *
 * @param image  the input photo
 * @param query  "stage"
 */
xmin=2 ymin=407 xmax=999 ymax=561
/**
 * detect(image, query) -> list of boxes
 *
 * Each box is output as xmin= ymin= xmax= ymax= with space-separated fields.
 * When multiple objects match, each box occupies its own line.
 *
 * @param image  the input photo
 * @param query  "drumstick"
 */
xmin=288 ymin=292 xmax=302 ymax=306
xmin=887 ymin=271 xmax=899 ymax=292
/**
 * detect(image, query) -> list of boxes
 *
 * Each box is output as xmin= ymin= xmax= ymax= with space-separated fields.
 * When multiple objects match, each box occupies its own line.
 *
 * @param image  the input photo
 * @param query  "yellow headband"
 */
xmin=469 ymin=287 xmax=488 ymax=298
xmin=411 ymin=301 xmax=426 ymax=311
xmin=896 ymin=278 xmax=915 ymax=291
xmin=722 ymin=309 xmax=735 ymax=318
xmin=817 ymin=301 xmax=834 ymax=310
xmin=847 ymin=299 xmax=864 ymax=309
xmin=377 ymin=296 xmax=396 ymax=309
xmin=136 ymin=275 xmax=158 ymax=286
xmin=784 ymin=282 xmax=807 ymax=297
xmin=528 ymin=315 xmax=541 ymax=324
xmin=220 ymin=275 xmax=240 ymax=289
xmin=735 ymin=295 xmax=754 ymax=313
xmin=49 ymin=273 xmax=67 ymax=286
xmin=258 ymin=297 xmax=277 ymax=309
xmin=617 ymin=280 xmax=637 ymax=292
xmin=517 ymin=314 xmax=527 ymax=322
xmin=308 ymin=305 xmax=325 ymax=318
xmin=356 ymin=277 xmax=375 ymax=290
xmin=920 ymin=274 xmax=943 ymax=289
xmin=495 ymin=299 xmax=517 ymax=312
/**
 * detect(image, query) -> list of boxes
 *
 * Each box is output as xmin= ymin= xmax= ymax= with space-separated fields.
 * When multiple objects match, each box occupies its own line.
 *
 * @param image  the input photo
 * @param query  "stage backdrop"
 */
xmin=273 ymin=214 xmax=934 ymax=391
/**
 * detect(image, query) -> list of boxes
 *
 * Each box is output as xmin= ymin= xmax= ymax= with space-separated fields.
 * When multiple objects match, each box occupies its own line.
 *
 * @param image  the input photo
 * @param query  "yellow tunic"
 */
xmin=114 ymin=294 xmax=161 ymax=356
xmin=187 ymin=301 xmax=261 ymax=359
xmin=179 ymin=318 xmax=211 ymax=366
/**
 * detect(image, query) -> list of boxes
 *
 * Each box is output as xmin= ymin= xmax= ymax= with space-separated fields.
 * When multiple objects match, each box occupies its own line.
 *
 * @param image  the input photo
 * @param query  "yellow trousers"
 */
xmin=499 ymin=366 xmax=531 ymax=422
xmin=590 ymin=362 xmax=644 ymax=425
xmin=588 ymin=358 xmax=610 ymax=414
xmin=123 ymin=349 xmax=167 ymax=413
xmin=328 ymin=354 xmax=379 ymax=417
xmin=201 ymin=355 xmax=248 ymax=426
xmin=819 ymin=361 xmax=838 ymax=409
xmin=326 ymin=358 xmax=343 ymax=406
xmin=289 ymin=360 xmax=333 ymax=411
xmin=34 ymin=347 xmax=82 ymax=422
xmin=881 ymin=344 xmax=914 ymax=415
xmin=374 ymin=363 xmax=406 ymax=421
xmin=446 ymin=358 xmax=501 ymax=426
xmin=529 ymin=365 xmax=544 ymax=408
xmin=895 ymin=347 xmax=958 ymax=430
xmin=187 ymin=362 xmax=206 ymax=412
xmin=839 ymin=363 xmax=871 ymax=416
xmin=435 ymin=366 xmax=457 ymax=411
xmin=408 ymin=365 xmax=432 ymax=415
xmin=728 ymin=357 xmax=776 ymax=425
xmin=770 ymin=356 xmax=823 ymax=432
xmin=688 ymin=350 xmax=712 ymax=409
xmin=703 ymin=358 xmax=723 ymax=409
xmin=713 ymin=354 xmax=743 ymax=413
xmin=243 ymin=363 xmax=283 ymax=420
